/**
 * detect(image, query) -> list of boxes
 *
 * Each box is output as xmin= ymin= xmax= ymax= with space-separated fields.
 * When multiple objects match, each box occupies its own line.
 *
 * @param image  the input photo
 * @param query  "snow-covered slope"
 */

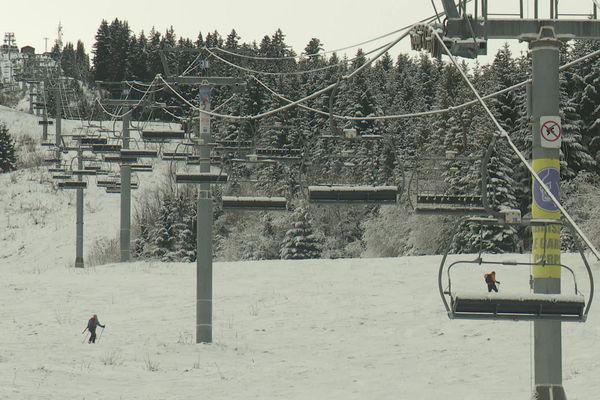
xmin=0 ymin=107 xmax=599 ymax=400
xmin=0 ymin=255 xmax=599 ymax=400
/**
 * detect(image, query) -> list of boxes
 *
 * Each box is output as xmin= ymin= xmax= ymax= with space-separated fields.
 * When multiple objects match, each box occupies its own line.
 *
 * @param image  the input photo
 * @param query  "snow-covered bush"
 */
xmin=280 ymin=206 xmax=322 ymax=260
xmin=362 ymin=205 xmax=448 ymax=257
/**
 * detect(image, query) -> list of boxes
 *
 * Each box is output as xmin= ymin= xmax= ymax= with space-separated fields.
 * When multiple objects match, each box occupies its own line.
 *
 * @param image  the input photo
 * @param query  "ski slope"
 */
xmin=1 ymin=107 xmax=599 ymax=399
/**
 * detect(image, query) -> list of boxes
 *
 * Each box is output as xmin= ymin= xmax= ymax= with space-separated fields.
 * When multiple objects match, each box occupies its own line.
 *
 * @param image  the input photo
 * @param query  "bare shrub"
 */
xmin=143 ymin=353 xmax=160 ymax=372
xmin=86 ymin=237 xmax=120 ymax=267
xmin=101 ymin=349 xmax=123 ymax=366
xmin=15 ymin=134 xmax=45 ymax=169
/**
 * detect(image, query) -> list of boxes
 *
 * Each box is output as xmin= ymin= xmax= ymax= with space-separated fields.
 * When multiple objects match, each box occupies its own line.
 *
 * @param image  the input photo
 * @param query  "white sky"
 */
xmin=1 ymin=1 xmax=596 ymax=63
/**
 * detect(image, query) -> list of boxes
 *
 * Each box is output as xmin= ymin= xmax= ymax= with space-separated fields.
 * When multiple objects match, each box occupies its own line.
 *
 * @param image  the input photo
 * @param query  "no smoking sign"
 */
xmin=540 ymin=116 xmax=562 ymax=149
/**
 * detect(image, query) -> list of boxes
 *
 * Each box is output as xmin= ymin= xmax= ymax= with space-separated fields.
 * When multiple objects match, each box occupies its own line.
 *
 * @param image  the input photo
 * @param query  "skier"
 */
xmin=484 ymin=271 xmax=500 ymax=293
xmin=83 ymin=314 xmax=106 ymax=344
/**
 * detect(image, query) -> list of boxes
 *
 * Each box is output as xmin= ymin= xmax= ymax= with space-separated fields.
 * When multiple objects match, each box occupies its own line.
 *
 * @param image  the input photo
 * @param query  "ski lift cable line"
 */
xmin=181 ymin=52 xmax=204 ymax=76
xmin=95 ymin=76 xmax=162 ymax=119
xmin=248 ymin=27 xmax=413 ymax=120
xmin=124 ymin=80 xmax=166 ymax=94
xmin=156 ymin=26 xmax=412 ymax=121
xmin=429 ymin=26 xmax=600 ymax=262
xmin=161 ymin=107 xmax=185 ymax=121
xmin=254 ymin=44 xmax=600 ymax=121
xmin=251 ymin=75 xmax=450 ymax=120
xmin=159 ymin=92 xmax=237 ymax=120
xmin=203 ymin=41 xmax=393 ymax=77
xmin=156 ymin=75 xmax=248 ymax=120
xmin=207 ymin=1 xmax=471 ymax=61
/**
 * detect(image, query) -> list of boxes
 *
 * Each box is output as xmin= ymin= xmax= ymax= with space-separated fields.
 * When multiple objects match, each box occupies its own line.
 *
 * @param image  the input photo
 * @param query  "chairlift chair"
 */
xmin=438 ymin=219 xmax=593 ymax=322
xmin=219 ymin=158 xmax=289 ymax=211
xmin=141 ymin=130 xmax=186 ymax=142
xmin=306 ymin=135 xmax=403 ymax=204
xmin=411 ymin=152 xmax=486 ymax=215
xmin=58 ymin=181 xmax=87 ymax=189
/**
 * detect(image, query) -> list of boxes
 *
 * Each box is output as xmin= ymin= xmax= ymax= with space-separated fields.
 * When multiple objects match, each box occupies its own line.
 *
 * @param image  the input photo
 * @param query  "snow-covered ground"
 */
xmin=1 ymin=107 xmax=600 ymax=400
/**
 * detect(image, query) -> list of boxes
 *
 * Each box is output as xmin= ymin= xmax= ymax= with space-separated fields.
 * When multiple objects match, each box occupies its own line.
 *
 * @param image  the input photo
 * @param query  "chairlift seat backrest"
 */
xmin=141 ymin=130 xmax=185 ymax=141
xmin=222 ymin=196 xmax=288 ymax=211
xmin=417 ymin=194 xmax=482 ymax=205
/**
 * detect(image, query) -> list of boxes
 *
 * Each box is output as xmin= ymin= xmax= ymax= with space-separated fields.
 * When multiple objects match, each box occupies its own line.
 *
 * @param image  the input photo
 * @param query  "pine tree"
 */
xmin=560 ymin=74 xmax=595 ymax=179
xmin=75 ymin=40 xmax=91 ymax=82
xmin=0 ymin=124 xmax=16 ymax=173
xmin=92 ymin=20 xmax=111 ymax=81
xmin=280 ymin=206 xmax=322 ymax=259
xmin=61 ymin=42 xmax=77 ymax=79
xmin=303 ymin=38 xmax=324 ymax=61
xmin=153 ymin=194 xmax=176 ymax=260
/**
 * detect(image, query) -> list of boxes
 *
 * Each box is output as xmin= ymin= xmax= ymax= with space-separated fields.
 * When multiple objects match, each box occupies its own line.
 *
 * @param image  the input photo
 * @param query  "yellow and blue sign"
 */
xmin=531 ymin=158 xmax=561 ymax=278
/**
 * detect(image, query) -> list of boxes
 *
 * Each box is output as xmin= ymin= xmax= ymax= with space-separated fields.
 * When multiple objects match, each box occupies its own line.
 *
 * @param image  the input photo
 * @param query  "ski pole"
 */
xmin=97 ymin=327 xmax=105 ymax=343
xmin=82 ymin=332 xmax=89 ymax=344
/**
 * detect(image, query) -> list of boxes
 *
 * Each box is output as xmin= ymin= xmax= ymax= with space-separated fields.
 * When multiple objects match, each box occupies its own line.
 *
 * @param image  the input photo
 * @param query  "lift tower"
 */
xmin=162 ymin=47 xmax=245 ymax=343
xmin=412 ymin=2 xmax=600 ymax=399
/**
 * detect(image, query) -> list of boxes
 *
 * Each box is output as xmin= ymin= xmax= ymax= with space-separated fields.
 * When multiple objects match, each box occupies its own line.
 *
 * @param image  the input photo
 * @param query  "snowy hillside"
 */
xmin=1 ymin=107 xmax=599 ymax=400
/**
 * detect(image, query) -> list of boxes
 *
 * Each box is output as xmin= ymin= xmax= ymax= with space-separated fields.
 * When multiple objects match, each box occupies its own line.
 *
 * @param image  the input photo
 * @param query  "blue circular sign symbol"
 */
xmin=533 ymin=167 xmax=560 ymax=212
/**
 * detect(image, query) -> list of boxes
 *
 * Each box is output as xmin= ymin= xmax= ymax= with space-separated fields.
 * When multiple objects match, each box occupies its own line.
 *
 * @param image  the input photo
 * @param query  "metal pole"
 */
xmin=520 ymin=0 xmax=524 ymax=19
xmin=55 ymin=85 xmax=62 ymax=167
xmin=530 ymin=28 xmax=565 ymax=400
xmin=28 ymin=85 xmax=34 ymax=115
xmin=75 ymin=147 xmax=84 ymax=268
xmin=120 ymin=106 xmax=131 ymax=262
xmin=42 ymin=94 xmax=48 ymax=142
xmin=197 ymin=86 xmax=213 ymax=343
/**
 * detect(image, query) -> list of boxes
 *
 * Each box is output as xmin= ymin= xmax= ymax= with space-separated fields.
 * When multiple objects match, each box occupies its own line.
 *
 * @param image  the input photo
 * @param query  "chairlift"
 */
xmin=71 ymin=169 xmax=98 ymax=176
xmin=78 ymin=136 xmax=108 ymax=145
xmin=92 ymin=143 xmax=121 ymax=153
xmin=438 ymin=219 xmax=593 ymax=322
xmin=53 ymin=174 xmax=72 ymax=180
xmin=58 ymin=181 xmax=87 ymax=189
xmin=130 ymin=164 xmax=153 ymax=172
xmin=120 ymin=149 xmax=158 ymax=158
xmin=175 ymin=173 xmax=228 ymax=184
xmin=96 ymin=177 xmax=120 ymax=188
xmin=305 ymin=135 xmax=403 ymax=204
xmin=219 ymin=158 xmax=289 ymax=211
xmin=103 ymin=155 xmax=138 ymax=164
xmin=409 ymin=139 xmax=495 ymax=215
xmin=141 ymin=130 xmax=186 ymax=142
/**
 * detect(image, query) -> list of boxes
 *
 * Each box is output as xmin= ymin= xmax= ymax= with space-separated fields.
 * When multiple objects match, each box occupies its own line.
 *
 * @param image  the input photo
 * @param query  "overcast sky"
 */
xmin=1 ymin=1 xmax=595 ymax=62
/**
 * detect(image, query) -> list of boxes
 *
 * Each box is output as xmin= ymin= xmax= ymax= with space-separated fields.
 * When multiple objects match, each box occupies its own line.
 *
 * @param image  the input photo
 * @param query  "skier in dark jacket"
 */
xmin=484 ymin=271 xmax=500 ymax=293
xmin=84 ymin=314 xmax=105 ymax=344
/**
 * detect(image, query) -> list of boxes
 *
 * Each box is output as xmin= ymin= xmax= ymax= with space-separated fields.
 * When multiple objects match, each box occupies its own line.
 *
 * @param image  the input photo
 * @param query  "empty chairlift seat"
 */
xmin=222 ymin=196 xmax=288 ymax=210
xmin=141 ymin=130 xmax=186 ymax=141
xmin=308 ymin=185 xmax=398 ymax=204
xmin=175 ymin=173 xmax=228 ymax=184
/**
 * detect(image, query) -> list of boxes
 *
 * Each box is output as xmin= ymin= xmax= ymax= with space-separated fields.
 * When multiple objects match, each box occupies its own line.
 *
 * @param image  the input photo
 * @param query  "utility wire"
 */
xmin=247 ymin=28 xmax=413 ymax=120
xmin=204 ymin=42 xmax=391 ymax=76
xmin=430 ymin=26 xmax=600 ymax=261
xmin=252 ymin=47 xmax=600 ymax=121
xmin=207 ymin=2 xmax=466 ymax=61
xmin=95 ymin=76 xmax=162 ymax=119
